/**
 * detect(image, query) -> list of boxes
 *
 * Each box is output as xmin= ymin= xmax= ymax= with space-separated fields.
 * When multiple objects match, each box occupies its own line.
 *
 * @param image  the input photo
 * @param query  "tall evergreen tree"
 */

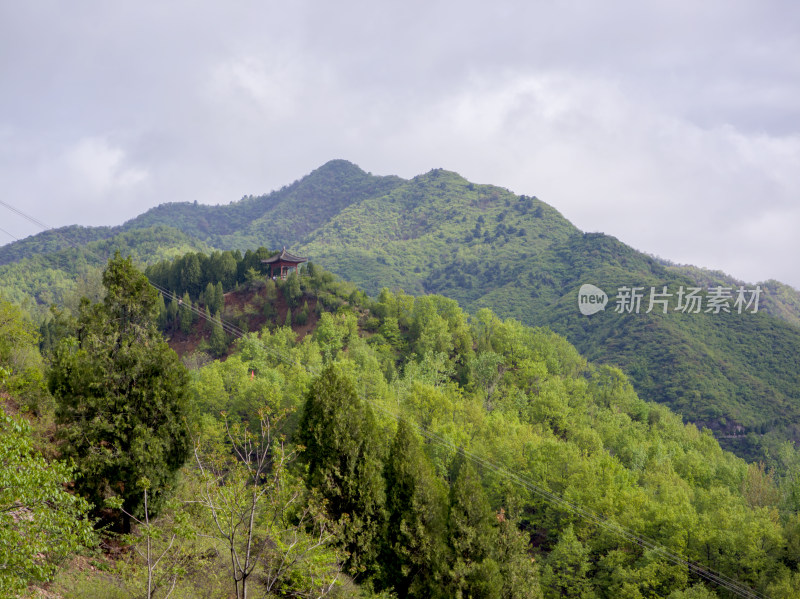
xmin=49 ymin=253 xmax=191 ymax=531
xmin=209 ymin=311 xmax=227 ymax=357
xmin=447 ymin=457 xmax=503 ymax=598
xmin=167 ymin=295 xmax=179 ymax=333
xmin=155 ymin=292 xmax=167 ymax=331
xmin=382 ymin=420 xmax=448 ymax=597
xmin=179 ymin=291 xmax=194 ymax=334
xmin=203 ymin=281 xmax=215 ymax=310
xmin=298 ymin=365 xmax=385 ymax=577
xmin=214 ymin=281 xmax=225 ymax=314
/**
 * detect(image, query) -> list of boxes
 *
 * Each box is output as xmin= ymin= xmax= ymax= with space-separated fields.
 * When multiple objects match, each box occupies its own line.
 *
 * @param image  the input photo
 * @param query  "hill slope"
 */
xmin=2 ymin=161 xmax=799 ymax=462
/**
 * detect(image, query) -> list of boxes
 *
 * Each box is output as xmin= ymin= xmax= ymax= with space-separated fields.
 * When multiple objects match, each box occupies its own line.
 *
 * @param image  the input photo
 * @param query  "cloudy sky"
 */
xmin=1 ymin=1 xmax=798 ymax=287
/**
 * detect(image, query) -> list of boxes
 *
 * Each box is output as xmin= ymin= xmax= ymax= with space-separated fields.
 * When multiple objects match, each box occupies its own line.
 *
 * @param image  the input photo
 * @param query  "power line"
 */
xmin=0 ymin=196 xmax=771 ymax=599
xmin=0 ymin=199 xmax=52 ymax=232
xmin=0 ymin=226 xmax=19 ymax=241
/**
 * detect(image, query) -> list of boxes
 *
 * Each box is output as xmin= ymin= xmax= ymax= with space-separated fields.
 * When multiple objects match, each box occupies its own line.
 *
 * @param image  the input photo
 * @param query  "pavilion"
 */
xmin=261 ymin=247 xmax=308 ymax=280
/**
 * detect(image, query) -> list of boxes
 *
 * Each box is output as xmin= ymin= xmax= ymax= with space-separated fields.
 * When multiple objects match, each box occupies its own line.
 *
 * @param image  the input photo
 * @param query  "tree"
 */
xmin=203 ymin=282 xmax=216 ymax=311
xmin=285 ymin=270 xmax=302 ymax=308
xmin=495 ymin=507 xmax=543 ymax=599
xmin=0 ymin=297 xmax=44 ymax=403
xmin=179 ymin=252 xmax=202 ymax=297
xmin=540 ymin=525 xmax=594 ymax=599
xmin=49 ymin=253 xmax=191 ymax=530
xmin=0 ymin=407 xmax=94 ymax=594
xmin=382 ymin=420 xmax=448 ymax=597
xmin=179 ymin=291 xmax=194 ymax=334
xmin=447 ymin=458 xmax=503 ymax=598
xmin=193 ymin=409 xmax=340 ymax=599
xmin=298 ymin=365 xmax=385 ymax=576
xmin=214 ymin=281 xmax=225 ymax=313
xmin=107 ymin=478 xmax=193 ymax=599
xmin=209 ymin=311 xmax=227 ymax=357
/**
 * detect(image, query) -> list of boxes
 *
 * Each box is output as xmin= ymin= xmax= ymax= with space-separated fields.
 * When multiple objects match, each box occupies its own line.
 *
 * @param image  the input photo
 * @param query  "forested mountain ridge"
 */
xmin=0 ymin=225 xmax=212 ymax=310
xmin=118 ymin=159 xmax=405 ymax=250
xmin=666 ymin=263 xmax=800 ymax=331
xmin=0 ymin=159 xmax=402 ymax=266
xmin=2 ymin=159 xmax=799 ymax=464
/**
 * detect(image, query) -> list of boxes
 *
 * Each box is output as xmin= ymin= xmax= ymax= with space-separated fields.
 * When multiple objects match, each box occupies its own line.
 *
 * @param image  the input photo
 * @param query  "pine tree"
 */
xmin=155 ymin=292 xmax=167 ymax=331
xmin=204 ymin=306 xmax=213 ymax=332
xmin=203 ymin=281 xmax=215 ymax=310
xmin=179 ymin=291 xmax=193 ymax=334
xmin=382 ymin=420 xmax=448 ymax=597
xmin=167 ymin=295 xmax=179 ymax=333
xmin=495 ymin=507 xmax=543 ymax=599
xmin=447 ymin=457 xmax=503 ymax=598
xmin=49 ymin=253 xmax=190 ymax=531
xmin=209 ymin=311 xmax=227 ymax=357
xmin=298 ymin=365 xmax=385 ymax=576
xmin=285 ymin=271 xmax=302 ymax=308
xmin=214 ymin=281 xmax=225 ymax=314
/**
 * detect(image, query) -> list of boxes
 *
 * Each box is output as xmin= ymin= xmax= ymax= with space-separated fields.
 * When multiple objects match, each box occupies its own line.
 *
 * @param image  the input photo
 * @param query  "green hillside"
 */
xmin=0 ymin=226 xmax=212 ymax=313
xmin=667 ymin=263 xmax=800 ymax=330
xmin=296 ymin=169 xmax=800 ymax=461
xmin=2 ymin=160 xmax=799 ymax=464
xmin=7 ymin=254 xmax=800 ymax=597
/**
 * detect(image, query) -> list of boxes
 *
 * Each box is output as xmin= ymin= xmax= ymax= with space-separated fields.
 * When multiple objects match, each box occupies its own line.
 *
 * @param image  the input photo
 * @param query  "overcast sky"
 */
xmin=1 ymin=1 xmax=798 ymax=288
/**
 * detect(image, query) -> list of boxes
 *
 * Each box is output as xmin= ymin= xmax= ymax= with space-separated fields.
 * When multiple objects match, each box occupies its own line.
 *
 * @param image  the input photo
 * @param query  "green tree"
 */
xmin=382 ymin=420 xmax=448 ymax=597
xmin=179 ymin=291 xmax=194 ymax=334
xmin=447 ymin=458 xmax=503 ymax=598
xmin=209 ymin=311 xmax=228 ymax=357
xmin=193 ymin=409 xmax=340 ymax=599
xmin=298 ymin=365 xmax=385 ymax=576
xmin=49 ymin=253 xmax=191 ymax=531
xmin=167 ymin=294 xmax=179 ymax=332
xmin=540 ymin=525 xmax=595 ymax=599
xmin=180 ymin=252 xmax=202 ymax=297
xmin=203 ymin=281 xmax=216 ymax=310
xmin=0 ymin=407 xmax=94 ymax=594
xmin=285 ymin=270 xmax=302 ymax=308
xmin=155 ymin=292 xmax=168 ymax=330
xmin=214 ymin=281 xmax=225 ymax=313
xmin=0 ymin=297 xmax=45 ymax=403
xmin=495 ymin=508 xmax=543 ymax=599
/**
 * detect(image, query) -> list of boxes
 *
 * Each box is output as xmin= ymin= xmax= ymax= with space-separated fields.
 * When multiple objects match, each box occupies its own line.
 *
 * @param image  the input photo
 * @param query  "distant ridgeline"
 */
xmin=2 ymin=159 xmax=800 ymax=464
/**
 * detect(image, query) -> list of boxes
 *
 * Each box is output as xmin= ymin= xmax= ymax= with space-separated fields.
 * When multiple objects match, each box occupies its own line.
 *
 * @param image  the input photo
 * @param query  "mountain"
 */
xmin=666 ymin=263 xmax=800 ymax=330
xmin=0 ymin=159 xmax=402 ymax=266
xmin=294 ymin=167 xmax=800 ymax=460
xmin=2 ymin=159 xmax=799 ymax=462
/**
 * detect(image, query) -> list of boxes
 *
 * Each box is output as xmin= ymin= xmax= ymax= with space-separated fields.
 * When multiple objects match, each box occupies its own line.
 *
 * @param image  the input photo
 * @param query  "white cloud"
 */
xmin=62 ymin=137 xmax=148 ymax=196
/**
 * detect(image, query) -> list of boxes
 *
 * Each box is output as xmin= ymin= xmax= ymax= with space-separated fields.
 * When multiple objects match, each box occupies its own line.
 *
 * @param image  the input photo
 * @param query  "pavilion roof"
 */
xmin=261 ymin=248 xmax=308 ymax=265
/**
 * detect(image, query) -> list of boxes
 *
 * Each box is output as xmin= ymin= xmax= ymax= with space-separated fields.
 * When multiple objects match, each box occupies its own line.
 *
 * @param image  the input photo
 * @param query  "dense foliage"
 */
xmin=4 ymin=255 xmax=800 ymax=596
xmin=0 ymin=407 xmax=94 ymax=595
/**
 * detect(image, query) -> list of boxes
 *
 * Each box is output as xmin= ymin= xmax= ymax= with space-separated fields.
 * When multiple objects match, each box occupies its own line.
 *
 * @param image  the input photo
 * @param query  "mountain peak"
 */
xmin=311 ymin=159 xmax=368 ymax=178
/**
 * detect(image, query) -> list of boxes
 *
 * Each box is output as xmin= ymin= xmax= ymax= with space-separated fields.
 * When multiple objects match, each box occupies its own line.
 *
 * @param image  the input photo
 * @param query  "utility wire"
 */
xmin=0 ymin=197 xmax=771 ymax=599
xmin=0 ymin=226 xmax=19 ymax=241
xmin=0 ymin=199 xmax=52 ymax=231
